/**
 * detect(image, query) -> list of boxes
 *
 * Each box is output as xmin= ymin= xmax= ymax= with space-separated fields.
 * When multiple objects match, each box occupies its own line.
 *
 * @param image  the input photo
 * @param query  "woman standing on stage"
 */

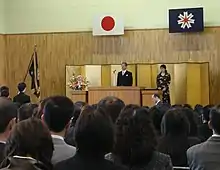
xmin=157 ymin=64 xmax=171 ymax=104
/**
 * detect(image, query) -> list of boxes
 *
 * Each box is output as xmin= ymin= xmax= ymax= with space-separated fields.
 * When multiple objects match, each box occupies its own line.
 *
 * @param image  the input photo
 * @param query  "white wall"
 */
xmin=0 ymin=0 xmax=5 ymax=33
xmin=4 ymin=0 xmax=220 ymax=34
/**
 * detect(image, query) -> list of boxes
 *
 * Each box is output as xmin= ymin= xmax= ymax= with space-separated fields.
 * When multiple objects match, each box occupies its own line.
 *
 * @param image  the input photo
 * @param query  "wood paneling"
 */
xmin=0 ymin=35 xmax=6 ymax=85
xmin=4 ymin=28 xmax=220 ymax=104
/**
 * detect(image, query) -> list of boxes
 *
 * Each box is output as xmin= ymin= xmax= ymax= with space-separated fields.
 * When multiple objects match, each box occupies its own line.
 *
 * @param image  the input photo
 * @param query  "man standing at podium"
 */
xmin=117 ymin=62 xmax=133 ymax=86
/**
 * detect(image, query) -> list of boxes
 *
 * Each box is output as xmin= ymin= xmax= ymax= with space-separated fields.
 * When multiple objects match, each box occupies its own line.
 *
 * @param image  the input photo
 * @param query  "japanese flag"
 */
xmin=93 ymin=15 xmax=124 ymax=36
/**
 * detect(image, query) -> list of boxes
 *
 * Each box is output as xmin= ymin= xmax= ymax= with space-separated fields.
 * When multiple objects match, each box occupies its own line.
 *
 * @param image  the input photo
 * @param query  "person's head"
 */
xmin=161 ymin=108 xmax=189 ymax=136
xmin=183 ymin=104 xmax=193 ymax=110
xmin=4 ymin=118 xmax=54 ymax=169
xmin=202 ymin=105 xmax=214 ymax=123
xmin=194 ymin=104 xmax=203 ymax=116
xmin=18 ymin=103 xmax=35 ymax=122
xmin=17 ymin=82 xmax=27 ymax=93
xmin=33 ymin=98 xmax=49 ymax=118
xmin=98 ymin=96 xmax=125 ymax=123
xmin=43 ymin=96 xmax=75 ymax=135
xmin=75 ymin=105 xmax=114 ymax=156
xmin=114 ymin=105 xmax=157 ymax=166
xmin=160 ymin=64 xmax=167 ymax=73
xmin=152 ymin=94 xmax=160 ymax=104
xmin=149 ymin=105 xmax=168 ymax=134
xmin=209 ymin=105 xmax=220 ymax=135
xmin=0 ymin=98 xmax=17 ymax=138
xmin=183 ymin=108 xmax=198 ymax=136
xmin=75 ymin=101 xmax=86 ymax=109
xmin=0 ymin=86 xmax=10 ymax=98
xmin=71 ymin=104 xmax=81 ymax=127
xmin=121 ymin=62 xmax=128 ymax=71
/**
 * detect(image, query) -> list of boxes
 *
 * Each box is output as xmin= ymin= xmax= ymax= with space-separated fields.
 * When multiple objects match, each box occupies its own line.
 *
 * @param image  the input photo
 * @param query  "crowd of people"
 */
xmin=0 ymin=83 xmax=219 ymax=170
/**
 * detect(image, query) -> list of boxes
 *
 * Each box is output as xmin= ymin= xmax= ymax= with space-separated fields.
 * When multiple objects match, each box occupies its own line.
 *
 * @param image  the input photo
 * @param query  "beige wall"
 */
xmin=0 ymin=0 xmax=5 ymax=33
xmin=4 ymin=0 xmax=220 ymax=33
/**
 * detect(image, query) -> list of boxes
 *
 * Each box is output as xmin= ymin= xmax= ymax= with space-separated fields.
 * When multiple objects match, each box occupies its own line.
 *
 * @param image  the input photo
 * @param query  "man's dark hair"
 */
xmin=114 ymin=105 xmax=157 ymax=166
xmin=43 ymin=96 xmax=75 ymax=133
xmin=18 ymin=103 xmax=36 ymax=122
xmin=17 ymin=82 xmax=26 ymax=92
xmin=4 ymin=118 xmax=54 ymax=169
xmin=210 ymin=105 xmax=220 ymax=134
xmin=75 ymin=105 xmax=114 ymax=156
xmin=121 ymin=62 xmax=128 ymax=66
xmin=0 ymin=98 xmax=17 ymax=133
xmin=0 ymin=86 xmax=9 ymax=98
xmin=153 ymin=94 xmax=160 ymax=99
xmin=97 ymin=96 xmax=125 ymax=123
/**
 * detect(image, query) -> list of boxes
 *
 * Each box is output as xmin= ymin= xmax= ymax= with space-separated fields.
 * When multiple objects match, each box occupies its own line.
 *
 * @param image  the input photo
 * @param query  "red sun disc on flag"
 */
xmin=101 ymin=16 xmax=115 ymax=31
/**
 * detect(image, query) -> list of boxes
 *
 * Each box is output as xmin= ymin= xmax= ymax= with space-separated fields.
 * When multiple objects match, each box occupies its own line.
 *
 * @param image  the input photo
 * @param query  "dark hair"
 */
xmin=161 ymin=108 xmax=189 ymax=136
xmin=210 ymin=105 xmax=220 ymax=134
xmin=114 ymin=105 xmax=157 ymax=167
xmin=17 ymin=82 xmax=26 ymax=92
xmin=153 ymin=94 xmax=160 ymax=99
xmin=75 ymin=105 xmax=114 ymax=156
xmin=75 ymin=101 xmax=86 ymax=108
xmin=160 ymin=64 xmax=166 ymax=70
xmin=194 ymin=104 xmax=203 ymax=116
xmin=98 ymin=96 xmax=125 ymax=123
xmin=43 ymin=96 xmax=74 ymax=133
xmin=18 ymin=103 xmax=35 ymax=122
xmin=33 ymin=98 xmax=49 ymax=118
xmin=149 ymin=105 xmax=169 ymax=135
xmin=159 ymin=108 xmax=190 ymax=166
xmin=202 ymin=105 xmax=214 ymax=122
xmin=0 ymin=86 xmax=9 ymax=98
xmin=183 ymin=108 xmax=198 ymax=136
xmin=71 ymin=105 xmax=81 ymax=127
xmin=121 ymin=62 xmax=128 ymax=66
xmin=4 ymin=118 xmax=53 ymax=169
xmin=0 ymin=98 xmax=17 ymax=133
xmin=183 ymin=104 xmax=192 ymax=110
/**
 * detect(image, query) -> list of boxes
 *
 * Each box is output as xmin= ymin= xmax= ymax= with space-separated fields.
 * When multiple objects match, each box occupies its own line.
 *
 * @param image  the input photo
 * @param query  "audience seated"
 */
xmin=152 ymin=94 xmax=163 ymax=106
xmin=1 ymin=118 xmax=54 ymax=170
xmin=75 ymin=101 xmax=86 ymax=109
xmin=158 ymin=108 xmax=200 ymax=167
xmin=17 ymin=103 xmax=37 ymax=122
xmin=0 ymin=86 xmax=10 ymax=99
xmin=106 ymin=104 xmax=173 ymax=170
xmin=0 ymin=98 xmax=17 ymax=164
xmin=55 ymin=105 xmax=126 ymax=170
xmin=42 ymin=96 xmax=76 ymax=165
xmin=198 ymin=105 xmax=213 ymax=142
xmin=97 ymin=96 xmax=125 ymax=123
xmin=65 ymin=104 xmax=81 ymax=146
xmin=187 ymin=105 xmax=220 ymax=170
xmin=13 ymin=82 xmax=31 ymax=107
xmin=33 ymin=98 xmax=49 ymax=118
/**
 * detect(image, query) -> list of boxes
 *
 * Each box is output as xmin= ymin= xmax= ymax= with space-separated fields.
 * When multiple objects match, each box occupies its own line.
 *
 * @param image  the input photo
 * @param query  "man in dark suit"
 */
xmin=117 ymin=62 xmax=133 ymax=86
xmin=187 ymin=105 xmax=220 ymax=170
xmin=13 ymin=82 xmax=30 ymax=107
xmin=0 ymin=97 xmax=17 ymax=163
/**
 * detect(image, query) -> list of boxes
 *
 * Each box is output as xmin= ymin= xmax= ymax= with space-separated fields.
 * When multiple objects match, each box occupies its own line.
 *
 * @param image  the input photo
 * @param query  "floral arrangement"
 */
xmin=67 ymin=74 xmax=89 ymax=91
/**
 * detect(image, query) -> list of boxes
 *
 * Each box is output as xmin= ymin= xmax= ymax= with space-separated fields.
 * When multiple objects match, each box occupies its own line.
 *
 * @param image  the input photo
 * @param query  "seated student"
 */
xmin=1 ymin=118 xmax=54 ymax=170
xmin=13 ymin=82 xmax=30 ymax=107
xmin=17 ymin=103 xmax=37 ymax=122
xmin=0 ymin=98 xmax=17 ymax=164
xmin=0 ymin=86 xmax=10 ymax=99
xmin=158 ymin=108 xmax=200 ymax=167
xmin=55 ymin=105 xmax=127 ymax=170
xmin=106 ymin=104 xmax=173 ymax=170
xmin=42 ymin=96 xmax=76 ymax=165
xmin=187 ymin=105 xmax=220 ymax=170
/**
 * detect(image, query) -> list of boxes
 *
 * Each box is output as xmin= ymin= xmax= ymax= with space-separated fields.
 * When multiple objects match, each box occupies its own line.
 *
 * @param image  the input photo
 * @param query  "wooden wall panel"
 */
xmin=0 ymin=35 xmax=6 ymax=85
xmin=4 ymin=28 xmax=220 ymax=104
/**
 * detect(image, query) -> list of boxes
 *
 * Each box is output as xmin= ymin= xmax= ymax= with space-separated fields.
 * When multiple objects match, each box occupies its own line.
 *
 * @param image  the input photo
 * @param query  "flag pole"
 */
xmin=23 ymin=45 xmax=37 ymax=82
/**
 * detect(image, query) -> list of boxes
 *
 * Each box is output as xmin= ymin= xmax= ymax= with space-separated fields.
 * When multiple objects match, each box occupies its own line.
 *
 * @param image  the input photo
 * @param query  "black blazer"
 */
xmin=117 ymin=71 xmax=133 ymax=86
xmin=0 ymin=142 xmax=5 ymax=164
xmin=13 ymin=93 xmax=31 ymax=106
xmin=54 ymin=153 xmax=127 ymax=170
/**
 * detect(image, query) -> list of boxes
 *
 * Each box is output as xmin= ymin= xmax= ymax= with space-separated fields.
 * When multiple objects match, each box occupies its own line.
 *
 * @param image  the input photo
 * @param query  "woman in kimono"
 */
xmin=157 ymin=64 xmax=171 ymax=104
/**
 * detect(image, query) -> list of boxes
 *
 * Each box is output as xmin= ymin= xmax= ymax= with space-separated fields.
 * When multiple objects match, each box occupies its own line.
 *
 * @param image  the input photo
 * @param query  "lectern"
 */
xmin=141 ymin=89 xmax=162 ymax=107
xmin=68 ymin=90 xmax=87 ymax=103
xmin=88 ymin=87 xmax=141 ymax=105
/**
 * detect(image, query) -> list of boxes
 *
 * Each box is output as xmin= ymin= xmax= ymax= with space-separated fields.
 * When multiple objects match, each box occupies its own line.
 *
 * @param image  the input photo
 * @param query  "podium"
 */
xmin=141 ymin=89 xmax=162 ymax=107
xmin=68 ymin=90 xmax=87 ymax=103
xmin=88 ymin=87 xmax=141 ymax=105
